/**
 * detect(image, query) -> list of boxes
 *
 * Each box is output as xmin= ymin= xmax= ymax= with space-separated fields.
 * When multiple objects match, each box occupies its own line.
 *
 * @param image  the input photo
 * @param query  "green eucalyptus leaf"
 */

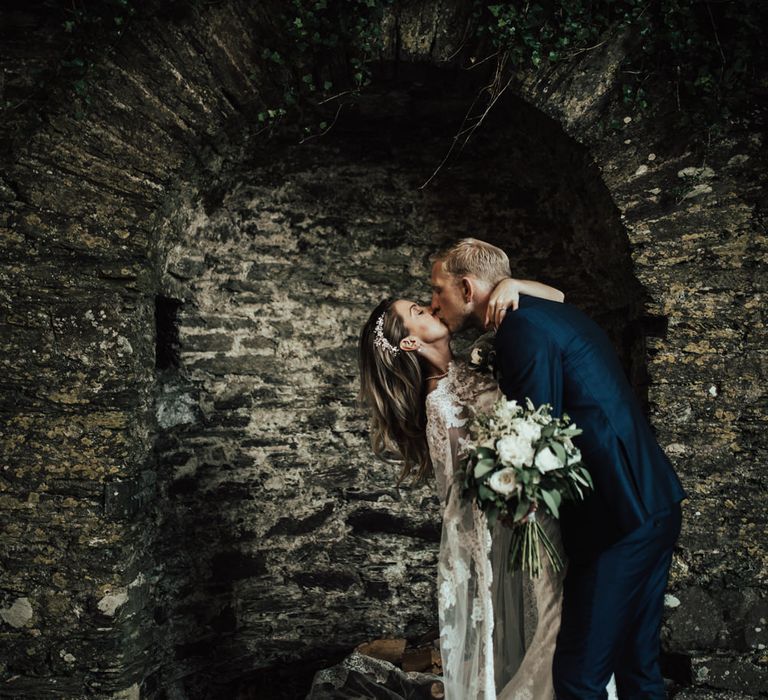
xmin=541 ymin=489 xmax=559 ymax=518
xmin=476 ymin=447 xmax=495 ymax=460
xmin=478 ymin=484 xmax=496 ymax=501
xmin=550 ymin=441 xmax=567 ymax=464
xmin=474 ymin=458 xmax=496 ymax=479
xmin=513 ymin=498 xmax=529 ymax=521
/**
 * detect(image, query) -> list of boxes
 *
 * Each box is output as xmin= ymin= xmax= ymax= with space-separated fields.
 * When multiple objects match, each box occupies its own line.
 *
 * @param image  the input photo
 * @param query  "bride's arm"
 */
xmin=485 ymin=278 xmax=565 ymax=330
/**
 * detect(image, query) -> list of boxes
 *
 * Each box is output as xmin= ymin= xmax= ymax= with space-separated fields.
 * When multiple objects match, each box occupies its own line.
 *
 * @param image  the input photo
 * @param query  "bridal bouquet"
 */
xmin=457 ymin=397 xmax=593 ymax=577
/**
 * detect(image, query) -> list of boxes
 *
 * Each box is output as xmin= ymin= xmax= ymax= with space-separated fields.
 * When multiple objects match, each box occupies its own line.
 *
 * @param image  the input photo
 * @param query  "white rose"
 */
xmin=534 ymin=447 xmax=564 ymax=473
xmin=488 ymin=467 xmax=518 ymax=497
xmin=511 ymin=417 xmax=542 ymax=443
xmin=496 ymin=435 xmax=535 ymax=467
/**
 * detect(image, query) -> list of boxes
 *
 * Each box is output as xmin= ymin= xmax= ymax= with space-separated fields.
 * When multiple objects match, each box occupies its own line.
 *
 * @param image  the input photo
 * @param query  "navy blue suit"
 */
xmin=494 ymin=295 xmax=686 ymax=699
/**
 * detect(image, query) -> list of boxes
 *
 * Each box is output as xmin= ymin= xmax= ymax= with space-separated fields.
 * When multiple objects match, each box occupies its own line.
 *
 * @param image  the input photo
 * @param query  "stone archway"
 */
xmin=1 ymin=2 xmax=765 ymax=698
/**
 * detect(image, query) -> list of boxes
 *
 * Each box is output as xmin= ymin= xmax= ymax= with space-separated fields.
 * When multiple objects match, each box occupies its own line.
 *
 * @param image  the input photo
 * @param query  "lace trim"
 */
xmin=439 ymin=361 xmax=497 ymax=407
xmin=426 ymin=362 xmax=467 ymax=430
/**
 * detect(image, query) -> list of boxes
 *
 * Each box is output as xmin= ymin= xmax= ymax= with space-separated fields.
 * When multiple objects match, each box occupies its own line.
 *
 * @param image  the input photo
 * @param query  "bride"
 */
xmin=348 ymin=277 xmax=619 ymax=699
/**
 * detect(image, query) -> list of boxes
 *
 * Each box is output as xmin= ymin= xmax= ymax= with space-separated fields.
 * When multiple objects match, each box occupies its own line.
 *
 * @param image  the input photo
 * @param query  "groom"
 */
xmin=429 ymin=238 xmax=686 ymax=700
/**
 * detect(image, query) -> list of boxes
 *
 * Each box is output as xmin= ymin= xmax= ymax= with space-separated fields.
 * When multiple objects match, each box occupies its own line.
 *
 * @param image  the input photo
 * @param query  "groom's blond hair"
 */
xmin=436 ymin=238 xmax=511 ymax=286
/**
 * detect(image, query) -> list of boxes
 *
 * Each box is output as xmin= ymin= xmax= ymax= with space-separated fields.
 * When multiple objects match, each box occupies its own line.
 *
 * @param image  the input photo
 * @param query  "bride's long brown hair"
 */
xmin=358 ymin=299 xmax=433 ymax=485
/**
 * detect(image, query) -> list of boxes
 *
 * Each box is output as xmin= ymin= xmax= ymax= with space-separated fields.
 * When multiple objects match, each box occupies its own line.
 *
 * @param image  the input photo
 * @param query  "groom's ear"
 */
xmin=461 ymin=276 xmax=474 ymax=303
xmin=399 ymin=336 xmax=421 ymax=353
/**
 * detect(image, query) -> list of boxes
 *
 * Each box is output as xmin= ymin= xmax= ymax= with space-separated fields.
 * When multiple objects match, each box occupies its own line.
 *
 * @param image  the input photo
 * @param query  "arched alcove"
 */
xmin=144 ymin=66 xmax=650 ymax=697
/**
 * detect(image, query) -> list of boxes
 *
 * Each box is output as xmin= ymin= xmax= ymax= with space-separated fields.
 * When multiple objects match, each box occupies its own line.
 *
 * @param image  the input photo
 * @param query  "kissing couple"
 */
xmin=357 ymin=238 xmax=687 ymax=699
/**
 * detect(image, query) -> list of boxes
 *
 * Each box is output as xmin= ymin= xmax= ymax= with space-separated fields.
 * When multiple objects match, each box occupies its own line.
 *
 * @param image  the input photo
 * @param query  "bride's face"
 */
xmin=391 ymin=299 xmax=450 ymax=345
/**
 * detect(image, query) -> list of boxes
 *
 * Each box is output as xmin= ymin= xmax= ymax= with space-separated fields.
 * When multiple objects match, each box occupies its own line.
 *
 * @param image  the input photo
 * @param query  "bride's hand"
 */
xmin=485 ymin=278 xmax=522 ymax=331
xmin=485 ymin=277 xmax=566 ymax=330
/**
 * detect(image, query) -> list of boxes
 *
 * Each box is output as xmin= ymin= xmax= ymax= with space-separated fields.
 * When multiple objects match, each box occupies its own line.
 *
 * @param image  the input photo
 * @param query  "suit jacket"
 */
xmin=494 ymin=295 xmax=686 ymax=560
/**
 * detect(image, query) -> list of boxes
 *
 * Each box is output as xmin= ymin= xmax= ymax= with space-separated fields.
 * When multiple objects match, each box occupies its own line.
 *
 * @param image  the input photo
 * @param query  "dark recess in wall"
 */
xmin=155 ymin=295 xmax=183 ymax=370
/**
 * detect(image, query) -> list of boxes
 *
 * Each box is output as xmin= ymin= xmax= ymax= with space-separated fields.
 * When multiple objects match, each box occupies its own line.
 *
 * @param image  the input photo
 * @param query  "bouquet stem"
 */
xmin=507 ymin=518 xmax=564 ymax=578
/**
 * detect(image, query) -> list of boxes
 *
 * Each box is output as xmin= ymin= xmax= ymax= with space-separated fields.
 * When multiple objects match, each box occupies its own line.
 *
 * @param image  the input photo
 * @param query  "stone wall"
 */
xmin=0 ymin=1 xmax=765 ymax=697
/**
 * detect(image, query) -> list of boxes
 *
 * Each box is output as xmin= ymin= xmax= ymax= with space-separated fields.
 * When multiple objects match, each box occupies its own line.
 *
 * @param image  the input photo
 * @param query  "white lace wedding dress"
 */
xmin=424 ymin=361 xmax=617 ymax=700
xmin=307 ymin=360 xmax=617 ymax=699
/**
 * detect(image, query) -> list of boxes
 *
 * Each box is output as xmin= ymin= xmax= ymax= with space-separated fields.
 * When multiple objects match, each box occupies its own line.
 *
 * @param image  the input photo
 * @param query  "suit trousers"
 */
xmin=552 ymin=502 xmax=682 ymax=699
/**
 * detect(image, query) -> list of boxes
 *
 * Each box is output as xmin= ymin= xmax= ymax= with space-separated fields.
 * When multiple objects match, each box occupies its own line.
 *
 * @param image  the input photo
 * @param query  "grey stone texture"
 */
xmin=0 ymin=1 xmax=765 ymax=698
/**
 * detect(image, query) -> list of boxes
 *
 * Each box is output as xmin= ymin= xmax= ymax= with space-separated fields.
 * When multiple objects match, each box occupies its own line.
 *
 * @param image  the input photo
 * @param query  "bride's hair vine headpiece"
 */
xmin=374 ymin=312 xmax=401 ymax=356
